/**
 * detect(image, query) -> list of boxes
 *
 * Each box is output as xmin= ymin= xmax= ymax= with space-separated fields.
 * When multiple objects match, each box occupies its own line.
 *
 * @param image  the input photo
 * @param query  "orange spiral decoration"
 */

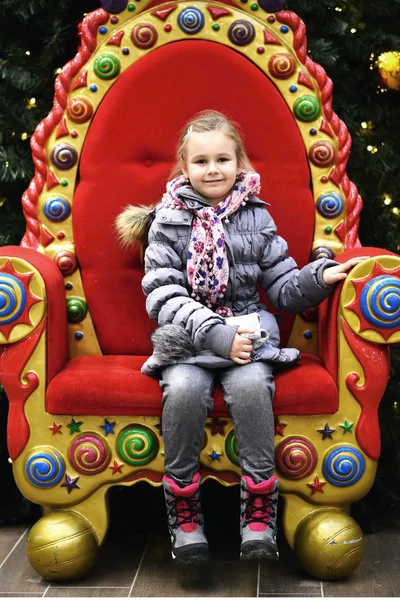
xmin=67 ymin=97 xmax=93 ymax=123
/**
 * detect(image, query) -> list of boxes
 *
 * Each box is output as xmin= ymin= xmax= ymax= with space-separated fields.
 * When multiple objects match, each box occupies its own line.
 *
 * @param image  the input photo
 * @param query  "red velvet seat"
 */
xmin=46 ymin=353 xmax=337 ymax=416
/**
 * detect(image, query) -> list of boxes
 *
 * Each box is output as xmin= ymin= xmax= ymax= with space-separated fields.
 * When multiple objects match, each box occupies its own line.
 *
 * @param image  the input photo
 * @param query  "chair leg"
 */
xmin=281 ymin=494 xmax=364 ymax=580
xmin=27 ymin=487 xmax=110 ymax=581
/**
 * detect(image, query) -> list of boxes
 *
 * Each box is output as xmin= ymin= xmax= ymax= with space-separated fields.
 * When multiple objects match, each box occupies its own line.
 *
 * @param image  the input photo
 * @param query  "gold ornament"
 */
xmin=376 ymin=51 xmax=400 ymax=91
xmin=27 ymin=511 xmax=98 ymax=581
xmin=294 ymin=509 xmax=364 ymax=580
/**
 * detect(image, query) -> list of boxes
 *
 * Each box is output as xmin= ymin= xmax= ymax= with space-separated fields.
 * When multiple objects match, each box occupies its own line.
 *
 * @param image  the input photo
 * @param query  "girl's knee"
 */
xmin=163 ymin=376 xmax=212 ymax=410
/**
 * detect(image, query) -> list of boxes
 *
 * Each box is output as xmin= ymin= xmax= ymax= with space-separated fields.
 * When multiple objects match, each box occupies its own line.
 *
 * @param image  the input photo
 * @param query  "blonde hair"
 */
xmin=171 ymin=110 xmax=253 ymax=177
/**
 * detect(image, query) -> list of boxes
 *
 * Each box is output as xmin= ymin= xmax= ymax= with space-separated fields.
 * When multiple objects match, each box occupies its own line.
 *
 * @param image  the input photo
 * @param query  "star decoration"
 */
xmin=274 ymin=418 xmax=287 ymax=437
xmin=307 ymin=475 xmax=326 ymax=495
xmin=317 ymin=422 xmax=335 ymax=440
xmin=49 ymin=422 xmax=63 ymax=435
xmin=61 ymin=474 xmax=80 ymax=494
xmin=109 ymin=460 xmax=124 ymax=475
xmin=0 ymin=259 xmax=42 ymax=341
xmin=209 ymin=418 xmax=228 ymax=436
xmin=67 ymin=418 xmax=83 ymax=434
xmin=339 ymin=419 xmax=354 ymax=434
xmin=209 ymin=450 xmax=222 ymax=461
xmin=100 ymin=418 xmax=116 ymax=436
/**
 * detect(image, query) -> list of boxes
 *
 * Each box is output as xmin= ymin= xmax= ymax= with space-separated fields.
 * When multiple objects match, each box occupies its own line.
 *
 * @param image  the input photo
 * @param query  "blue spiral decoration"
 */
xmin=310 ymin=246 xmax=335 ymax=261
xmin=43 ymin=198 xmax=71 ymax=222
xmin=25 ymin=450 xmax=65 ymax=488
xmin=177 ymin=8 xmax=204 ymax=34
xmin=360 ymin=275 xmax=400 ymax=329
xmin=0 ymin=274 xmax=26 ymax=325
xmin=323 ymin=446 xmax=365 ymax=487
xmin=317 ymin=192 xmax=344 ymax=219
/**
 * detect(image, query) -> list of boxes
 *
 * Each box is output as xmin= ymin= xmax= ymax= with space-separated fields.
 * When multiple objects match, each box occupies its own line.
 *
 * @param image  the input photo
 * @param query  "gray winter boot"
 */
xmin=163 ymin=472 xmax=209 ymax=565
xmin=240 ymin=475 xmax=279 ymax=561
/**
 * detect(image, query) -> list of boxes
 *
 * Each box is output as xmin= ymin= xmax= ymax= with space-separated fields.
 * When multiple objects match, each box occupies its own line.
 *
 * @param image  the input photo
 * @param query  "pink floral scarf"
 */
xmin=161 ymin=170 xmax=261 ymax=309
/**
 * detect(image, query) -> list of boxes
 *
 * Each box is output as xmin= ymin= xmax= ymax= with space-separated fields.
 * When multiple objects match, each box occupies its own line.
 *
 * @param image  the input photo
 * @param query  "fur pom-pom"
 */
xmin=151 ymin=324 xmax=196 ymax=361
xmin=115 ymin=204 xmax=156 ymax=247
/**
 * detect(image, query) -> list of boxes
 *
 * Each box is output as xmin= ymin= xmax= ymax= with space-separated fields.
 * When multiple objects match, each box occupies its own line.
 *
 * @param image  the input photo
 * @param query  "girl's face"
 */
xmin=182 ymin=130 xmax=240 ymax=206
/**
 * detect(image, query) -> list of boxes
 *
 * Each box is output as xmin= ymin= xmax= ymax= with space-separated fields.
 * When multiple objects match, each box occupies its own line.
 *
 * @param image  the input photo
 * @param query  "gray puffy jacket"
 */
xmin=141 ymin=186 xmax=337 ymax=377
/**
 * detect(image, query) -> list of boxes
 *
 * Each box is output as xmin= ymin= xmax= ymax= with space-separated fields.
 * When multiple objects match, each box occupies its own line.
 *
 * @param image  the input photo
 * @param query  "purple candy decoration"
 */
xmin=100 ymin=0 xmax=128 ymax=14
xmin=258 ymin=0 xmax=285 ymax=12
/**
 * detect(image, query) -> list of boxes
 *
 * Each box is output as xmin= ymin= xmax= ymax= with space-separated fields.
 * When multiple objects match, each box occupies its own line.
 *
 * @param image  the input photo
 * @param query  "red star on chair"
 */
xmin=274 ymin=418 xmax=287 ymax=437
xmin=49 ymin=422 xmax=63 ymax=435
xmin=307 ymin=475 xmax=326 ymax=495
xmin=109 ymin=460 xmax=124 ymax=475
xmin=210 ymin=418 xmax=228 ymax=436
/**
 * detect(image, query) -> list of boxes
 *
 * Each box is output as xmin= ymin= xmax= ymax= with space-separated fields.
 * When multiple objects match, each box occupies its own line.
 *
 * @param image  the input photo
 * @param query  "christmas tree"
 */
xmin=0 ymin=0 xmax=399 ymax=523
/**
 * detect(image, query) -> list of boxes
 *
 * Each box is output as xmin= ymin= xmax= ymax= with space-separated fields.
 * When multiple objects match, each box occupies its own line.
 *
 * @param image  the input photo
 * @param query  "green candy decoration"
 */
xmin=94 ymin=54 xmax=121 ymax=80
xmin=117 ymin=426 xmax=159 ymax=466
xmin=225 ymin=429 xmax=240 ymax=466
xmin=67 ymin=297 xmax=88 ymax=323
xmin=294 ymin=95 xmax=321 ymax=122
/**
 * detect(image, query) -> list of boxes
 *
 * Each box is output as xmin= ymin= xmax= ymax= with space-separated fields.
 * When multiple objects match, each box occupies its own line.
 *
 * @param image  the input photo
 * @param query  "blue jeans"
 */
xmin=159 ymin=362 xmax=275 ymax=486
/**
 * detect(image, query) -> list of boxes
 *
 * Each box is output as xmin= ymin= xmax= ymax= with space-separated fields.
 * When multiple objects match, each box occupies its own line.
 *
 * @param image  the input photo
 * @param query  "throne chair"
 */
xmin=1 ymin=0 xmax=400 ymax=582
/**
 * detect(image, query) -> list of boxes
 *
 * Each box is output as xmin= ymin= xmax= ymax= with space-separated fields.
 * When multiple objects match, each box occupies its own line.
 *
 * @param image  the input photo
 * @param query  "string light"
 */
xmin=25 ymin=51 xmax=30 ymax=56
xmin=29 ymin=98 xmax=36 ymax=106
xmin=54 ymin=68 xmax=62 ymax=75
xmin=0 ymin=198 xmax=6 ymax=207
xmin=367 ymin=145 xmax=378 ymax=154
xmin=350 ymin=28 xmax=357 ymax=34
xmin=335 ymin=6 xmax=343 ymax=11
xmin=383 ymin=194 xmax=393 ymax=206
xmin=5 ymin=162 xmax=9 ymax=168
xmin=361 ymin=122 xmax=368 ymax=129
xmin=392 ymin=207 xmax=399 ymax=215
xmin=20 ymin=133 xmax=28 ymax=140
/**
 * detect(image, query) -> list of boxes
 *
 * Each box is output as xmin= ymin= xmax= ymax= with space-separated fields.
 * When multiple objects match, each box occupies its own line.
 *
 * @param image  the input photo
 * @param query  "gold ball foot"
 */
xmin=294 ymin=509 xmax=364 ymax=580
xmin=27 ymin=510 xmax=98 ymax=581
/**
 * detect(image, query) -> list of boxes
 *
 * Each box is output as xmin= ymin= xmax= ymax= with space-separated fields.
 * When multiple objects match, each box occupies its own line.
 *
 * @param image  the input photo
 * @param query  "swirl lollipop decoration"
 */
xmin=43 ymin=197 xmax=71 ymax=222
xmin=360 ymin=276 xmax=400 ymax=329
xmin=225 ymin=429 xmax=240 ymax=466
xmin=67 ymin=297 xmax=88 ymax=323
xmin=268 ymin=53 xmax=296 ymax=79
xmin=177 ymin=8 xmax=205 ymax=34
xmin=294 ymin=95 xmax=321 ymax=122
xmin=311 ymin=246 xmax=335 ymax=261
xmin=94 ymin=54 xmax=121 ymax=80
xmin=228 ymin=20 xmax=256 ymax=46
xmin=117 ymin=425 xmax=159 ymax=466
xmin=25 ymin=448 xmax=65 ymax=488
xmin=51 ymin=144 xmax=78 ymax=171
xmin=100 ymin=0 xmax=128 ymax=12
xmin=54 ymin=252 xmax=78 ymax=277
xmin=131 ymin=24 xmax=158 ymax=49
xmin=317 ymin=192 xmax=344 ymax=219
xmin=67 ymin=97 xmax=93 ymax=124
xmin=275 ymin=436 xmax=317 ymax=479
xmin=309 ymin=141 xmax=336 ymax=168
xmin=323 ymin=446 xmax=365 ymax=487
xmin=0 ymin=273 xmax=26 ymax=327
xmin=69 ymin=434 xmax=111 ymax=475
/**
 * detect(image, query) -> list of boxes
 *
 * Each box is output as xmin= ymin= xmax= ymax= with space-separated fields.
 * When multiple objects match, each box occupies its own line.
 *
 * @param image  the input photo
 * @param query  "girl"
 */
xmin=116 ymin=110 xmax=364 ymax=566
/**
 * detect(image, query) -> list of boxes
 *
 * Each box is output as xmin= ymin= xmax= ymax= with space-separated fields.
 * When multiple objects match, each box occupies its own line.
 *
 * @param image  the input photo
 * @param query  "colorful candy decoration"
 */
xmin=50 ymin=144 xmax=78 ymax=171
xmin=225 ymin=429 xmax=240 ymax=466
xmin=177 ymin=8 xmax=205 ymax=34
xmin=228 ymin=20 xmax=255 ymax=46
xmin=317 ymin=192 xmax=344 ymax=219
xmin=117 ymin=425 xmax=159 ymax=466
xmin=339 ymin=419 xmax=354 ymax=434
xmin=66 ymin=297 xmax=88 ymax=323
xmin=43 ymin=197 xmax=71 ymax=222
xmin=309 ymin=141 xmax=336 ymax=167
xmin=359 ymin=276 xmax=400 ymax=329
xmin=311 ymin=246 xmax=335 ymax=261
xmin=100 ymin=0 xmax=128 ymax=13
xmin=69 ymin=434 xmax=112 ymax=475
xmin=268 ymin=53 xmax=296 ymax=79
xmin=49 ymin=422 xmax=63 ymax=435
xmin=25 ymin=448 xmax=65 ymax=488
xmin=66 ymin=97 xmax=93 ymax=124
xmin=131 ymin=23 xmax=158 ymax=49
xmin=100 ymin=418 xmax=116 ymax=435
xmin=60 ymin=474 xmax=80 ymax=494
xmin=275 ymin=436 xmax=317 ymax=479
xmin=258 ymin=0 xmax=286 ymax=11
xmin=109 ymin=460 xmax=124 ymax=474
xmin=322 ymin=446 xmax=365 ymax=487
xmin=306 ymin=475 xmax=326 ymax=495
xmin=294 ymin=96 xmax=321 ymax=122
xmin=94 ymin=54 xmax=121 ymax=79
xmin=67 ymin=418 xmax=83 ymax=434
xmin=317 ymin=423 xmax=335 ymax=440
xmin=54 ymin=252 xmax=78 ymax=277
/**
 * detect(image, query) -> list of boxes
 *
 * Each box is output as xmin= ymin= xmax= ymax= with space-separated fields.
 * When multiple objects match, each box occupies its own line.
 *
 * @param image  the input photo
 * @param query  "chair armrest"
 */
xmin=0 ymin=246 xmax=69 ymax=382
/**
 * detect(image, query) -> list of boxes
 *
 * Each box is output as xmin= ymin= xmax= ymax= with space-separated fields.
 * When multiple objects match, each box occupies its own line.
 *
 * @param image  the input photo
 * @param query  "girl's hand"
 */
xmin=322 ymin=256 xmax=370 ymax=285
xmin=229 ymin=327 xmax=254 ymax=364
